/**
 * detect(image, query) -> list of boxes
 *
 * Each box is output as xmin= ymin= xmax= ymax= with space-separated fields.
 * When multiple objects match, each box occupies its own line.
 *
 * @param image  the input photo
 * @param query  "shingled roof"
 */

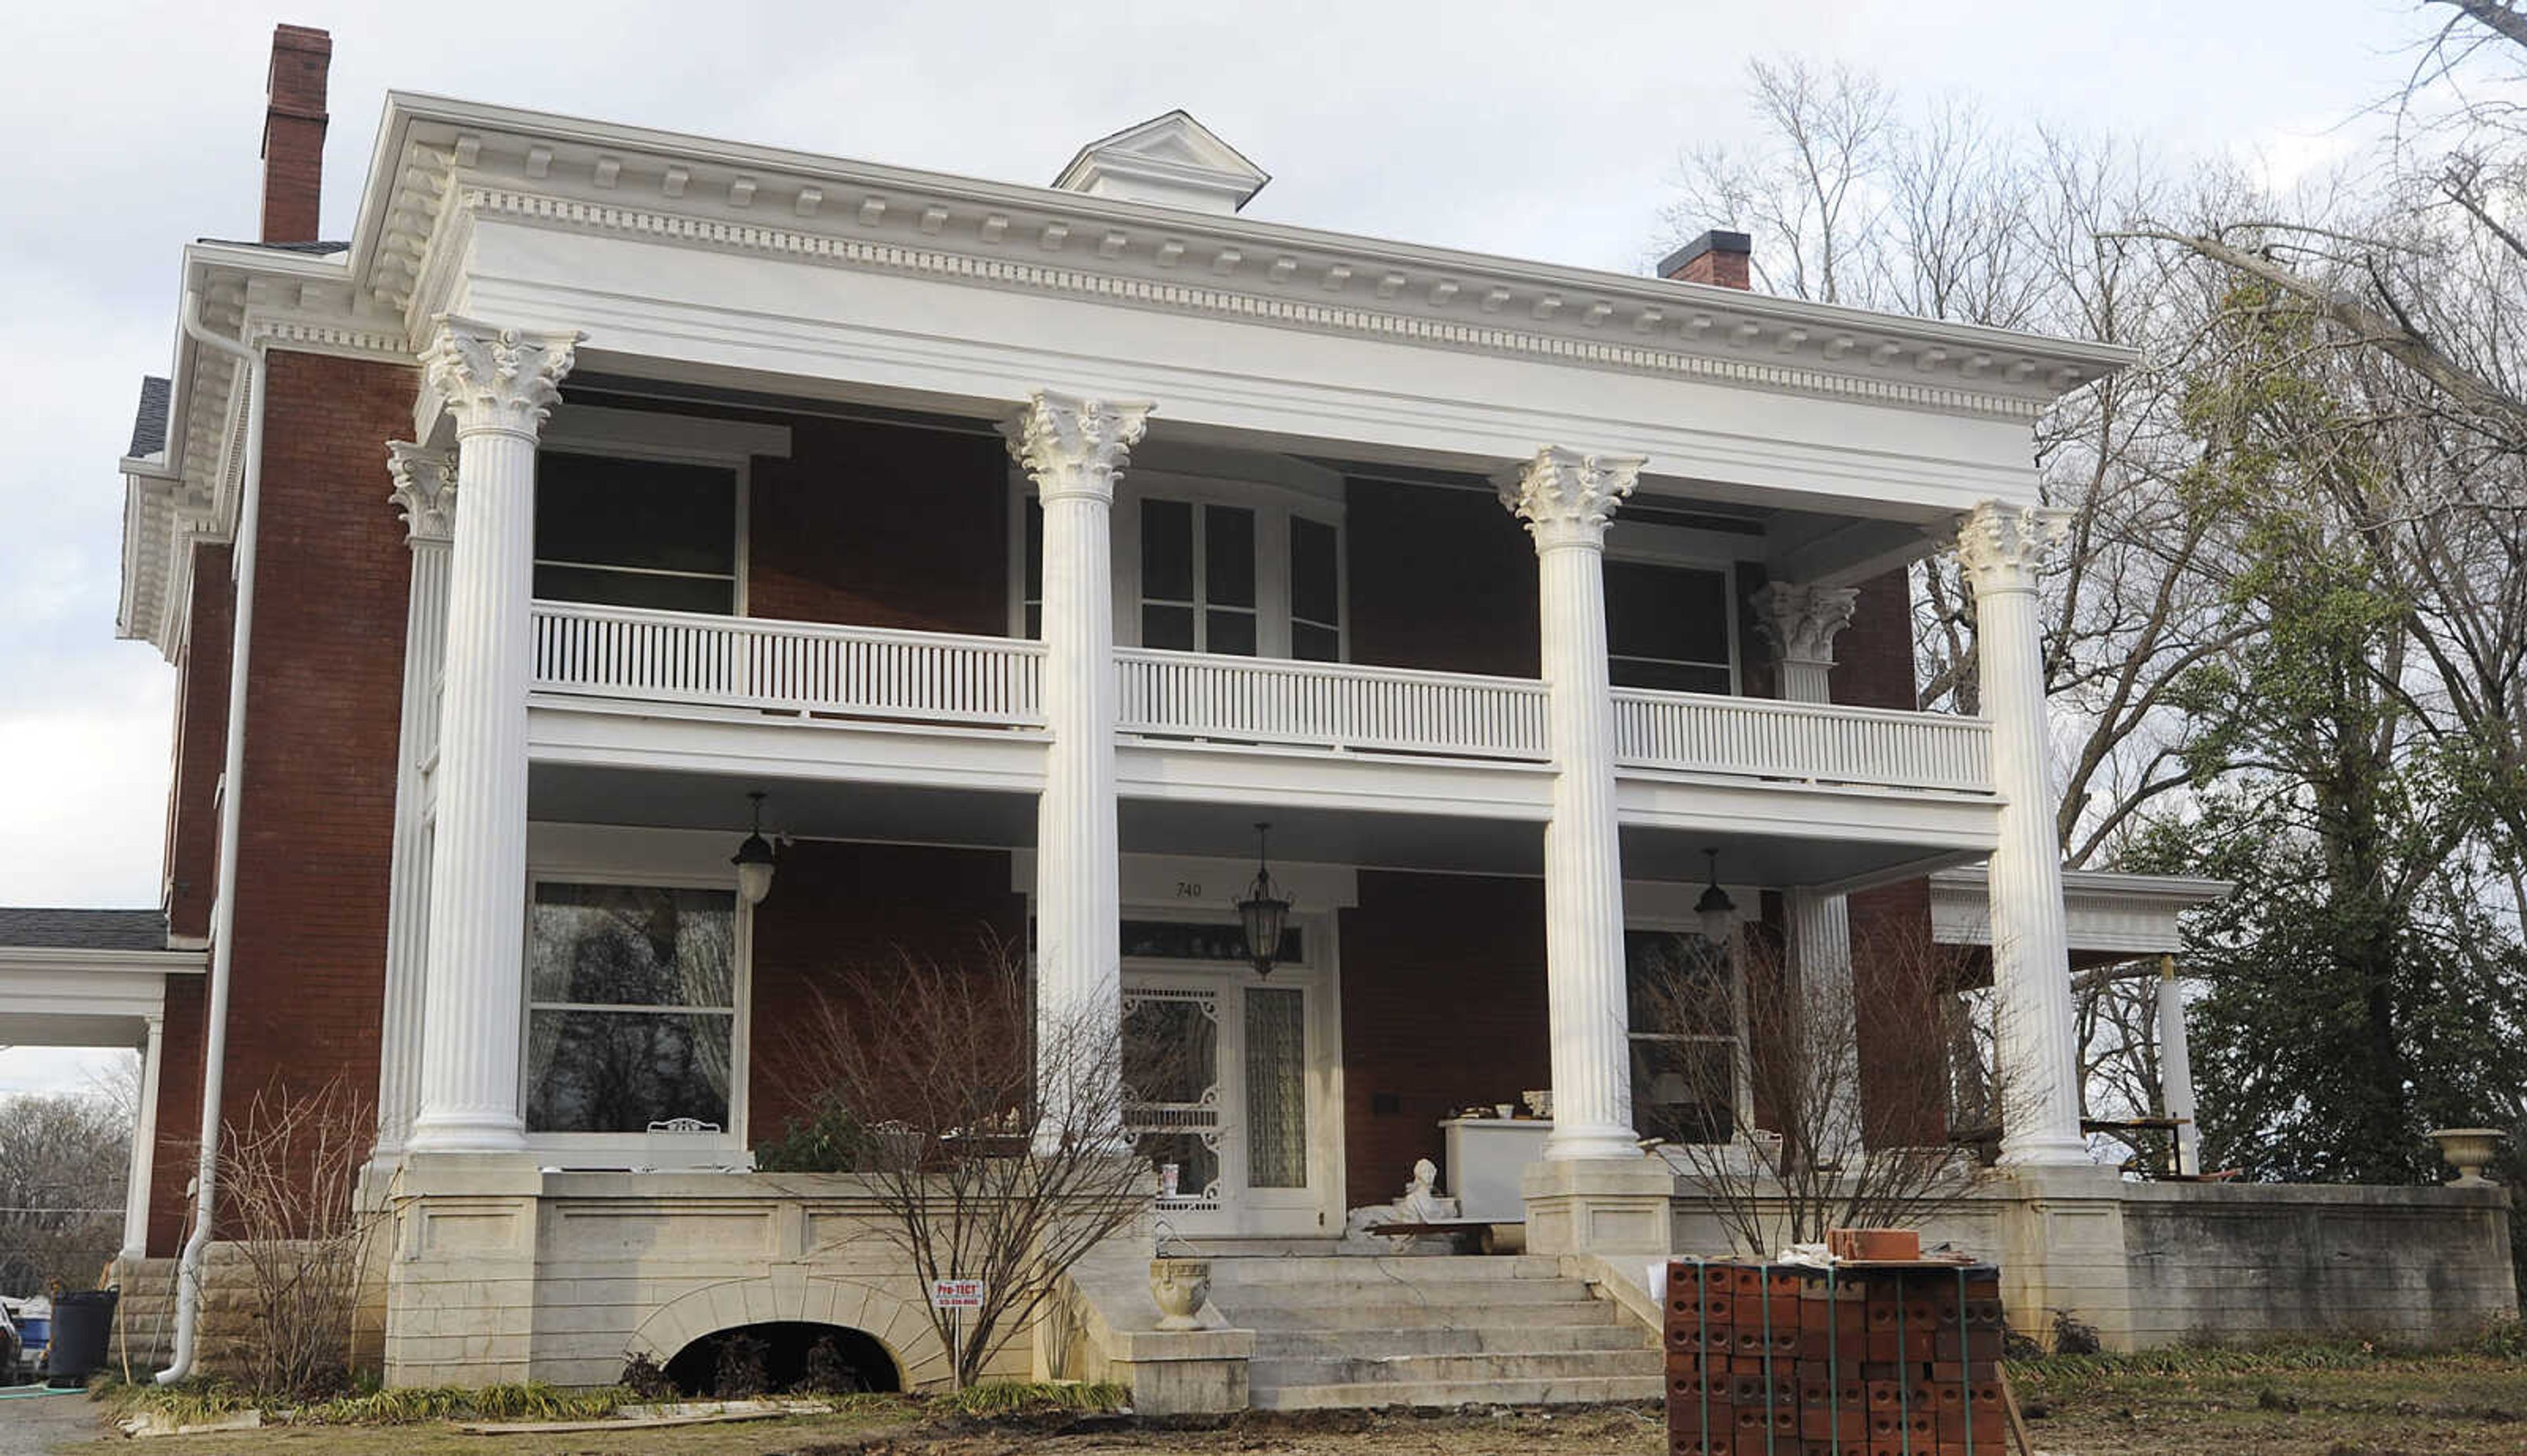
xmin=0 ymin=908 xmax=169 ymax=951
xmin=128 ymin=375 xmax=171 ymax=459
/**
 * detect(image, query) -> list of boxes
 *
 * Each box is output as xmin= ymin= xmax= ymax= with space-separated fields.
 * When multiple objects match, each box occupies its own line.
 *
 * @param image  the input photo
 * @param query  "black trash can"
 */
xmin=45 ymin=1288 xmax=117 ymax=1388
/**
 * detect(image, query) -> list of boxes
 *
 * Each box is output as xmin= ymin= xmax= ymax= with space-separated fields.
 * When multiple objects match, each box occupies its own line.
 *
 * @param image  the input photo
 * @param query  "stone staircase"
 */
xmin=1206 ymin=1253 xmax=1662 ymax=1410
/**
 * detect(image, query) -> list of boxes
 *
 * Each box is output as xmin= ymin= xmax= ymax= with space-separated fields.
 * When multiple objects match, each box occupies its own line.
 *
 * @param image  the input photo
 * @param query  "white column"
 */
xmin=1753 ymin=583 xmax=1863 ymax=1157
xmin=121 ymin=1015 xmax=164 ymax=1259
xmin=1501 ymin=447 xmax=1645 ymax=1163
xmin=1956 ymin=501 xmax=2087 ymax=1167
xmin=407 ymin=317 xmax=580 ymax=1155
xmin=2156 ymin=955 xmax=2201 ymax=1176
xmin=374 ymin=442 xmax=456 ymax=1162
xmin=1002 ymin=390 xmax=1149 ymax=1149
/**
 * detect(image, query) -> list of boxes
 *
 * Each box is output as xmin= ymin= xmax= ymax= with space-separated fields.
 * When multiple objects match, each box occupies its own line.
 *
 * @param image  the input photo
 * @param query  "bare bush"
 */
xmin=783 ymin=941 xmax=1160 ymax=1389
xmin=1643 ymin=921 xmax=1998 ymax=1255
xmin=214 ymin=1076 xmax=385 ymax=1395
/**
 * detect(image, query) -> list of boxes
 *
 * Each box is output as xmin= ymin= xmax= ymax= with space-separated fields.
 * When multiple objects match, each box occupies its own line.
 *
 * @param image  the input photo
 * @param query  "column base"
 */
xmin=1543 ymin=1123 xmax=1646 ymax=1162
xmin=1521 ymin=1157 xmax=1675 ymax=1256
xmin=406 ymin=1112 xmax=528 ymax=1155
xmin=1997 ymin=1131 xmax=2096 ymax=1169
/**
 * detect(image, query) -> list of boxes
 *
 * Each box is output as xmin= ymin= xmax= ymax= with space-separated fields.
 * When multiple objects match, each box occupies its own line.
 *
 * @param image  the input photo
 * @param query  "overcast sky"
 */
xmin=0 ymin=0 xmax=2443 ymax=1093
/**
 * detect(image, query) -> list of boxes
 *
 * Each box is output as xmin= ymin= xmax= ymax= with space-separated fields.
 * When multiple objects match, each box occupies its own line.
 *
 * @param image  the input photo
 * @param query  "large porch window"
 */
xmin=1604 ymin=560 xmax=1736 ymax=695
xmin=532 ymin=451 xmax=740 ymax=615
xmin=525 ymin=882 xmax=740 ymax=1135
xmin=1625 ymin=928 xmax=1743 ymax=1144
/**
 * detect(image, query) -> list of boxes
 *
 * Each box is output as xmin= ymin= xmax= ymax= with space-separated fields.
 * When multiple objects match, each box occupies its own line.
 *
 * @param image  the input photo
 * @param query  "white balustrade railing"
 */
xmin=1115 ymin=647 xmax=1550 ymax=761
xmin=531 ymin=601 xmax=1042 ymax=727
xmin=1612 ymin=688 xmax=1992 ymax=794
xmin=528 ymin=603 xmax=1991 ymax=795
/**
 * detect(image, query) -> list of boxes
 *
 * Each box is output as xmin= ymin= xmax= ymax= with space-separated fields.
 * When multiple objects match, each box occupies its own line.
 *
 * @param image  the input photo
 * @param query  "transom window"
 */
xmin=526 ymin=882 xmax=740 ymax=1134
xmin=1605 ymin=560 xmax=1735 ymax=694
xmin=534 ymin=451 xmax=739 ymax=615
xmin=1626 ymin=928 xmax=1743 ymax=1145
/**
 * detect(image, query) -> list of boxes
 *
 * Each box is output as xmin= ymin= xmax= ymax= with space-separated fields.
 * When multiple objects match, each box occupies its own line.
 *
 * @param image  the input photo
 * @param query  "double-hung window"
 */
xmin=533 ymin=451 xmax=740 ymax=615
xmin=1625 ymin=928 xmax=1743 ymax=1145
xmin=1604 ymin=560 xmax=1735 ymax=694
xmin=526 ymin=882 xmax=740 ymax=1135
xmin=1140 ymin=499 xmax=1258 ymax=655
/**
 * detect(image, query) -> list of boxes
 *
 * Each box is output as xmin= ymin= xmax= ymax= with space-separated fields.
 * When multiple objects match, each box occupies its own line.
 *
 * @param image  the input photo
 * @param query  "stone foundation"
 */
xmin=1663 ymin=1165 xmax=2516 ymax=1350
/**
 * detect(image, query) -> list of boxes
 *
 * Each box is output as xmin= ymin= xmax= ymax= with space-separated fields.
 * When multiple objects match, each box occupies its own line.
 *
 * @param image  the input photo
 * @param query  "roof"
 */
xmin=195 ymin=238 xmax=350 ymax=255
xmin=127 ymin=375 xmax=171 ymax=459
xmin=0 ymin=908 xmax=169 ymax=952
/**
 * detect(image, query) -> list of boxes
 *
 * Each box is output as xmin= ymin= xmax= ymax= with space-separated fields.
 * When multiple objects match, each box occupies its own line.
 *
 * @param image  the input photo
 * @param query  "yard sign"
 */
xmin=929 ymin=1278 xmax=984 ymax=1310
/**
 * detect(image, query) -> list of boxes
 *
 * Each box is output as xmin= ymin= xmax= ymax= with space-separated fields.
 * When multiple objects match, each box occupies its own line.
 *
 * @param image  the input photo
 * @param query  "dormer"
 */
xmin=1052 ymin=110 xmax=1269 ymax=215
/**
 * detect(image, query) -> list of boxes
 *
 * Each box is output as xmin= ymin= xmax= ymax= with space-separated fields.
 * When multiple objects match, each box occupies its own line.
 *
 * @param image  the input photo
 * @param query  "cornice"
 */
xmin=349 ymin=93 xmax=2133 ymax=426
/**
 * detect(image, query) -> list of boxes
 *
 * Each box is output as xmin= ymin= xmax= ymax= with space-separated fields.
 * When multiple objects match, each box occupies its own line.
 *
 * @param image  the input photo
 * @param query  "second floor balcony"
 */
xmin=526 ymin=597 xmax=1995 ymax=807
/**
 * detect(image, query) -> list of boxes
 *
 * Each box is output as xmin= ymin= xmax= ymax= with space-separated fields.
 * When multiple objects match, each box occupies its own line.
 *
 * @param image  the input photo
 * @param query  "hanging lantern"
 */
xmin=731 ymin=790 xmax=777 ymax=906
xmin=1695 ymin=847 xmax=1735 ymax=945
xmin=1236 ymin=821 xmax=1293 ymax=978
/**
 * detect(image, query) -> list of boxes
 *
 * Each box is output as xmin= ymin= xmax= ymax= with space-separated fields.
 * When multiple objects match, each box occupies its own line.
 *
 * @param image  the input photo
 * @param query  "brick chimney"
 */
xmin=259 ymin=24 xmax=332 ymax=243
xmin=1658 ymin=230 xmax=1752 ymax=291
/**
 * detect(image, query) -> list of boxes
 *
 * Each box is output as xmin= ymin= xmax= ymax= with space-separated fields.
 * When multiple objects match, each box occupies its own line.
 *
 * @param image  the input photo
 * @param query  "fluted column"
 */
xmin=373 ymin=442 xmax=456 ymax=1161
xmin=1003 ymin=390 xmax=1149 ymax=1149
xmin=1501 ymin=447 xmax=1645 ymax=1162
xmin=1754 ymin=582 xmax=1863 ymax=1157
xmin=1956 ymin=501 xmax=2086 ymax=1166
xmin=2156 ymin=956 xmax=2201 ymax=1175
xmin=407 ymin=318 xmax=580 ymax=1155
xmin=120 ymin=1015 xmax=163 ymax=1258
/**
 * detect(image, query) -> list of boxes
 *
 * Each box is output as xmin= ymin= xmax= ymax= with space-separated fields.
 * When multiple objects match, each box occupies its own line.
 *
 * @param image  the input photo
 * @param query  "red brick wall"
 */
xmin=1339 ymin=870 xmax=1549 ymax=1200
xmin=259 ymin=26 xmax=329 ymax=243
xmin=165 ymin=547 xmax=233 ymax=941
xmin=217 ymin=350 xmax=413 ymax=1165
xmin=746 ymin=418 xmax=1008 ymax=634
xmin=1831 ymin=568 xmax=1917 ymax=711
xmin=146 ymin=976 xmax=208 ymax=1254
xmin=744 ymin=841 xmax=1024 ymax=1142
xmin=1345 ymin=478 xmax=1539 ymax=677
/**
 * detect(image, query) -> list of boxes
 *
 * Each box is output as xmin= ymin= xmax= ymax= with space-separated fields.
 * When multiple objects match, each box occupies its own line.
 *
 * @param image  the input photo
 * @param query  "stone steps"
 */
xmin=1250 ymin=1373 xmax=1664 ymax=1411
xmin=1212 ymin=1253 xmax=1658 ymax=1412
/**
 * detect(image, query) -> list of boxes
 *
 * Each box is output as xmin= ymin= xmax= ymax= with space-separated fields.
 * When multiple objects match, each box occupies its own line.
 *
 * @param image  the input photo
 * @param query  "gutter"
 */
xmin=157 ymin=289 xmax=266 ymax=1386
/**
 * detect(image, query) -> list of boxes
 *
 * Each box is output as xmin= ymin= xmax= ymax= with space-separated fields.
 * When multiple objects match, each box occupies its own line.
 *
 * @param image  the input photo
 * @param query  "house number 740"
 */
xmin=1175 ymin=881 xmax=1202 ymax=898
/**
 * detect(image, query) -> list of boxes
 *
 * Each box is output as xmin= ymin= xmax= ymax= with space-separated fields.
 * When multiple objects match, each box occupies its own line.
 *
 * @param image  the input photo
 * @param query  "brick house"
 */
xmin=14 ymin=23 xmax=2507 ymax=1409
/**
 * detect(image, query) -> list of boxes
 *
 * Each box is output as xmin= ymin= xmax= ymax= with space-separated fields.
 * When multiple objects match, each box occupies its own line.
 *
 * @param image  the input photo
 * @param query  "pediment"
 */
xmin=1052 ymin=110 xmax=1269 ymax=215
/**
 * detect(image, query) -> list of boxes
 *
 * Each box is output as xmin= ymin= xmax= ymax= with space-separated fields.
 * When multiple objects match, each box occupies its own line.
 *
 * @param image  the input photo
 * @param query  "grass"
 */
xmin=95 ymin=1377 xmax=631 ymax=1428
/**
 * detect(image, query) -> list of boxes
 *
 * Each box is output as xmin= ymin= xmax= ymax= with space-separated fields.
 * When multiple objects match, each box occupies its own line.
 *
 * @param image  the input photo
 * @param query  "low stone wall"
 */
xmin=383 ymin=1161 xmax=1022 ymax=1390
xmin=1665 ymin=1166 xmax=2516 ymax=1351
xmin=104 ymin=1240 xmax=389 ymax=1382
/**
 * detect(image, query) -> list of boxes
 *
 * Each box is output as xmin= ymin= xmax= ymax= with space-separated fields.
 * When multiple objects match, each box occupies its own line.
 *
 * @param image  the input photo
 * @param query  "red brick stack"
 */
xmin=1663 ymin=1258 xmax=2005 ymax=1455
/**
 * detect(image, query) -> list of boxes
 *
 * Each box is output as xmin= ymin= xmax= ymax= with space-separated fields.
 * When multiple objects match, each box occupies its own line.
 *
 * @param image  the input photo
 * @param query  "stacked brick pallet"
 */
xmin=1663 ymin=1257 xmax=2006 ymax=1455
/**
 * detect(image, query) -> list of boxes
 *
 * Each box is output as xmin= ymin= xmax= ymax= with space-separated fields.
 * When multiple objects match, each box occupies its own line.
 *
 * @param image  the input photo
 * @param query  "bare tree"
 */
xmin=0 ymin=1092 xmax=128 ymax=1294
xmin=784 ymin=944 xmax=1160 ymax=1389
xmin=1644 ymin=925 xmax=2000 ymax=1255
xmin=213 ymin=1077 xmax=386 ymax=1395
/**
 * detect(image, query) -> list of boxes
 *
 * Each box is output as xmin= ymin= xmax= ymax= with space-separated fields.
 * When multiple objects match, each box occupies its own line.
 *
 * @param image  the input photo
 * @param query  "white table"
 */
xmin=1439 ymin=1117 xmax=1552 ymax=1222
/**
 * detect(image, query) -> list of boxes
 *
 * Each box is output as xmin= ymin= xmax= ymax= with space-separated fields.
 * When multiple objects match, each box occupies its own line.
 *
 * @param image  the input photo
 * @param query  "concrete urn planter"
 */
xmin=1148 ymin=1257 xmax=1212 ymax=1330
xmin=2426 ymin=1127 xmax=2507 ymax=1185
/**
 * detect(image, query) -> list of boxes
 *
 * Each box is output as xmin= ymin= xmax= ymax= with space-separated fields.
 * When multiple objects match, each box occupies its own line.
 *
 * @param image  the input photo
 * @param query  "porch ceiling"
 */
xmin=528 ymin=761 xmax=1978 ymax=889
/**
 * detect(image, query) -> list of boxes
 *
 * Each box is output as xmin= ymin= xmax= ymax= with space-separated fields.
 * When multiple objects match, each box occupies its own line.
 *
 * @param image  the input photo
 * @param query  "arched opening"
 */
xmin=661 ymin=1321 xmax=902 ymax=1397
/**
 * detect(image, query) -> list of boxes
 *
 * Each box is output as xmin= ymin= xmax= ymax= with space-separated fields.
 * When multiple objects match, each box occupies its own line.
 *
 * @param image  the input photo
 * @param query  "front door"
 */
xmin=1120 ymin=923 xmax=1325 ymax=1238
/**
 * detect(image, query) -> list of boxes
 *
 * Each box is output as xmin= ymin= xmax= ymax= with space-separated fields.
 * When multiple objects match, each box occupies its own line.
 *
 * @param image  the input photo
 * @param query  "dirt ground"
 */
xmin=47 ymin=1360 xmax=2527 ymax=1455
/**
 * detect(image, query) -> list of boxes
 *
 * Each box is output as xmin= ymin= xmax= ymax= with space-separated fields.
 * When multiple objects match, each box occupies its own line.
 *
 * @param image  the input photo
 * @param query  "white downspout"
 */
xmin=158 ymin=289 xmax=265 ymax=1386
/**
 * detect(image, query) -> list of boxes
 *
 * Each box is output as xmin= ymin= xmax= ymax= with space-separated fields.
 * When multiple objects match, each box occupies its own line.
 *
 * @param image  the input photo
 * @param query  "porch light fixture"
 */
xmin=732 ymin=790 xmax=777 ymax=906
xmin=1237 ymin=822 xmax=1294 ymax=978
xmin=1695 ymin=847 xmax=1735 ymax=944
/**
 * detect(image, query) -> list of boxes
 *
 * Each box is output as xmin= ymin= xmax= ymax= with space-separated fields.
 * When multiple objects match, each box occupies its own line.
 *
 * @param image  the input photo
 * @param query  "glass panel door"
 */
xmin=1122 ymin=986 xmax=1223 ymax=1213
xmin=1244 ymin=986 xmax=1308 ymax=1189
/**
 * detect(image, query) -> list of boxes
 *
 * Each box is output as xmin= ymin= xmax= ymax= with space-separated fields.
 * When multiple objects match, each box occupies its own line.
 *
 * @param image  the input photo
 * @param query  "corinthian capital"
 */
xmin=1000 ymin=390 xmax=1153 ymax=503
xmin=422 ymin=315 xmax=582 ymax=438
xmin=1954 ymin=501 xmax=2071 ymax=594
xmin=386 ymin=441 xmax=458 ymax=543
xmin=1750 ymin=582 xmax=1859 ymax=666
xmin=1496 ymin=447 xmax=1643 ymax=549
